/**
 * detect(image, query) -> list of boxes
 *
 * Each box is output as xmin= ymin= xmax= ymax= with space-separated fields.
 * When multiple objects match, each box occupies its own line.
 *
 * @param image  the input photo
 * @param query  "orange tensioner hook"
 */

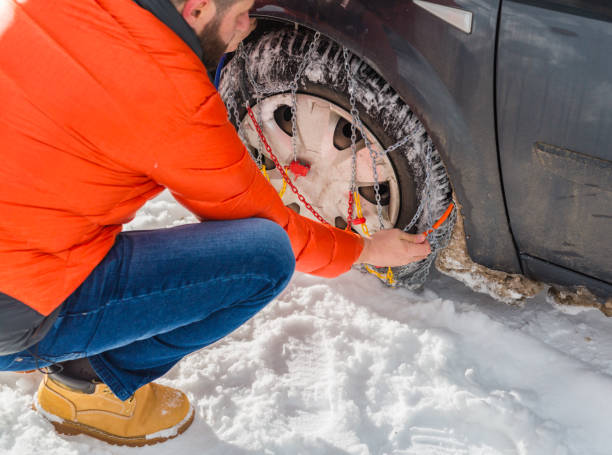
xmin=423 ymin=202 xmax=455 ymax=237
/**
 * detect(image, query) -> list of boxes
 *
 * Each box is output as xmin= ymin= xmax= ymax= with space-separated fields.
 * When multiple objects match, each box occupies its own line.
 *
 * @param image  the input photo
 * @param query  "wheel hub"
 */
xmin=241 ymin=94 xmax=401 ymax=236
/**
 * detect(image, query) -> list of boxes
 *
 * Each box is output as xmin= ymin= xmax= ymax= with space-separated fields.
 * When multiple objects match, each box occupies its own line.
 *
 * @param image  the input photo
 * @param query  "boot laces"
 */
xmin=103 ymin=387 xmax=135 ymax=403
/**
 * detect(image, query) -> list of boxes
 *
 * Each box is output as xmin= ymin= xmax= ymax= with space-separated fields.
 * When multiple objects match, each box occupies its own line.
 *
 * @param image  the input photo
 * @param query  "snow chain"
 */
xmin=221 ymin=30 xmax=456 ymax=289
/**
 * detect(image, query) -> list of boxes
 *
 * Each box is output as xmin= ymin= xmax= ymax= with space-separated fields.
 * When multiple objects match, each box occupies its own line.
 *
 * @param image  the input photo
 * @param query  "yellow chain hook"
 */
xmin=262 ymin=165 xmax=288 ymax=198
xmin=354 ymin=191 xmax=395 ymax=286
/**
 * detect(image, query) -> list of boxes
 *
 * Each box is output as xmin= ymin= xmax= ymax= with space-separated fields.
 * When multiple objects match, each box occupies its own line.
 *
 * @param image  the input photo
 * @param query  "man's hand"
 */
xmin=226 ymin=17 xmax=257 ymax=53
xmin=356 ymin=229 xmax=431 ymax=267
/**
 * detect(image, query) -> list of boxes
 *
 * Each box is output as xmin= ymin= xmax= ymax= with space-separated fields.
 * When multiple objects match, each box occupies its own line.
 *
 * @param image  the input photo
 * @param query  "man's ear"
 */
xmin=182 ymin=0 xmax=215 ymax=28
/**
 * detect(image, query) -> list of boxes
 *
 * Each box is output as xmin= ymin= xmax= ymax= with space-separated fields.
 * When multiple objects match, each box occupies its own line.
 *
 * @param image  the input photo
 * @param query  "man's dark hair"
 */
xmin=214 ymin=0 xmax=241 ymax=13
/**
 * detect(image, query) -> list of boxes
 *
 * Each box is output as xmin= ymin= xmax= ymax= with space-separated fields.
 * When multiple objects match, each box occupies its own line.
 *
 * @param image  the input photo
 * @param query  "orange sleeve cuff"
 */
xmin=298 ymin=226 xmax=364 ymax=278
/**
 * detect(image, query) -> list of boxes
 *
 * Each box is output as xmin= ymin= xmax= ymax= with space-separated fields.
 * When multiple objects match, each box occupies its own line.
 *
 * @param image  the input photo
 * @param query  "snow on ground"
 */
xmin=1 ymin=191 xmax=611 ymax=455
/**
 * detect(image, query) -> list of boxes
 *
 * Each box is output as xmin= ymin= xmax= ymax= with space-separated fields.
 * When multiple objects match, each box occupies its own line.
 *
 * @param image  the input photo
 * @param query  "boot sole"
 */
xmin=36 ymin=402 xmax=195 ymax=447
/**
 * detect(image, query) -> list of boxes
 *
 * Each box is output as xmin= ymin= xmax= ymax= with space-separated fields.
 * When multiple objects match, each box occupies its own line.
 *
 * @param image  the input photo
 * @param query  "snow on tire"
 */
xmin=219 ymin=27 xmax=454 ymax=288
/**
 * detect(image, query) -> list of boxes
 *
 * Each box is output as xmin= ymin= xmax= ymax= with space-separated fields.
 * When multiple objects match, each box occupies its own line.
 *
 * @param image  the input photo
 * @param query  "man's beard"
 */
xmin=198 ymin=17 xmax=229 ymax=70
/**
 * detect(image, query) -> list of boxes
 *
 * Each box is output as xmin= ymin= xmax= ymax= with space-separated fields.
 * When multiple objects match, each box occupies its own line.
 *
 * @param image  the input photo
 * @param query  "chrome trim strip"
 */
xmin=413 ymin=0 xmax=473 ymax=34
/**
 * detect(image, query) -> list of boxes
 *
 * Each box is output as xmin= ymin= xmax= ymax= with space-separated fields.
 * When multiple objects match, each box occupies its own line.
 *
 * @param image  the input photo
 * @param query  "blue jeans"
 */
xmin=0 ymin=219 xmax=295 ymax=400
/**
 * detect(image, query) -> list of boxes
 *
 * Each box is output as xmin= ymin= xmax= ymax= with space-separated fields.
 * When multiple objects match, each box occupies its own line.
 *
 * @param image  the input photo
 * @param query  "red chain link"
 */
xmin=346 ymin=191 xmax=355 ymax=230
xmin=246 ymin=106 xmax=330 ymax=226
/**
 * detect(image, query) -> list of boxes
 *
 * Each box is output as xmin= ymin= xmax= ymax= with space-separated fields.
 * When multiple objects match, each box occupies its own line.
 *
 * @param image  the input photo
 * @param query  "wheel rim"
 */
xmin=241 ymin=93 xmax=401 ymax=236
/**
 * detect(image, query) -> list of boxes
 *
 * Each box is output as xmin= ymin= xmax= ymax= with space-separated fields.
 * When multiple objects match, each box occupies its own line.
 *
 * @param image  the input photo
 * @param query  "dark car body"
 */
xmin=247 ymin=0 xmax=612 ymax=298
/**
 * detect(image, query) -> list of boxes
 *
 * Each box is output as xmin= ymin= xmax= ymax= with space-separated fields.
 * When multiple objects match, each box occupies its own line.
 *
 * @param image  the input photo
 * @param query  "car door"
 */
xmin=496 ymin=0 xmax=612 ymax=295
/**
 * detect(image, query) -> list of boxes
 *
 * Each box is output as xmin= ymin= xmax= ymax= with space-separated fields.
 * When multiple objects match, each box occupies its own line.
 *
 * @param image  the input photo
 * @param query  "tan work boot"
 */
xmin=34 ymin=374 xmax=194 ymax=446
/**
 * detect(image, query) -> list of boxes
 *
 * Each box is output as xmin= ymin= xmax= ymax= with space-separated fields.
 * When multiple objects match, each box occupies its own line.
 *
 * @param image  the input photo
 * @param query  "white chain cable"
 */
xmin=226 ymin=91 xmax=254 ymax=164
xmin=255 ymin=92 xmax=265 ymax=167
xmin=341 ymin=49 xmax=359 ymax=226
xmin=342 ymin=48 xmax=386 ymax=230
xmin=290 ymin=32 xmax=321 ymax=164
xmin=342 ymin=47 xmax=432 ymax=238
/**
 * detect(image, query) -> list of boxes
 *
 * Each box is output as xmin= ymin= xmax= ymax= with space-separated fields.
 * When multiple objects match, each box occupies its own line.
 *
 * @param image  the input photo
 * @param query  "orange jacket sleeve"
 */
xmin=149 ymin=91 xmax=364 ymax=278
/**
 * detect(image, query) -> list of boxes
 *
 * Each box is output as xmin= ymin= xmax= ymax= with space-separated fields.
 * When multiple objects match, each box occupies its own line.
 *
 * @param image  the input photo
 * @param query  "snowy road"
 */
xmin=1 ymin=192 xmax=611 ymax=455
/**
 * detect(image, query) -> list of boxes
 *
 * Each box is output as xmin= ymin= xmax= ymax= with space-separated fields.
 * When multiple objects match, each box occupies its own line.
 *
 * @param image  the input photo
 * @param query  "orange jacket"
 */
xmin=0 ymin=0 xmax=363 ymax=316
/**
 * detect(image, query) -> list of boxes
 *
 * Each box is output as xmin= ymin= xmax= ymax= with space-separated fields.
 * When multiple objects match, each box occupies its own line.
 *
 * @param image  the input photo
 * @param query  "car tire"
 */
xmin=219 ymin=26 xmax=454 ymax=287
